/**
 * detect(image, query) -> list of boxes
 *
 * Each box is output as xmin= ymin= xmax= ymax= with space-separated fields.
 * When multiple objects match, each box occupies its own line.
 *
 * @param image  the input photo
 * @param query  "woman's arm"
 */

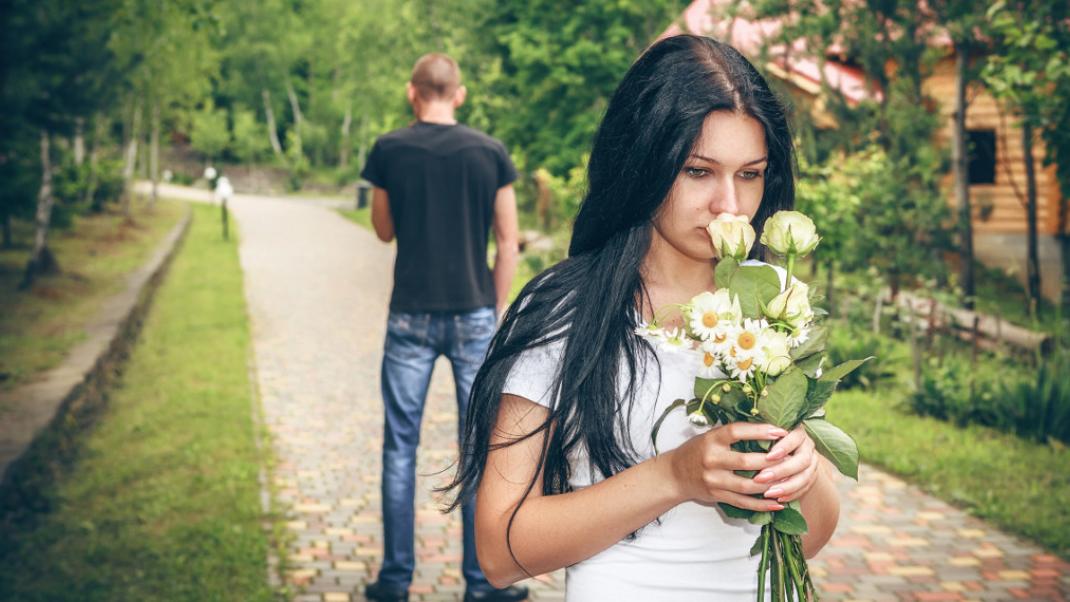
xmin=475 ymin=394 xmax=790 ymax=588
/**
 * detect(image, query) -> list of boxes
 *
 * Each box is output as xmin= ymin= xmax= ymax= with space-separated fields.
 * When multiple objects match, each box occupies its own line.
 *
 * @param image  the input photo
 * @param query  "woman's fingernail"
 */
xmin=757 ymin=469 xmax=775 ymax=482
xmin=771 ymin=503 xmax=785 ymax=511
xmin=765 ymin=487 xmax=783 ymax=498
xmin=769 ymin=428 xmax=788 ymax=438
xmin=766 ymin=449 xmax=785 ymax=461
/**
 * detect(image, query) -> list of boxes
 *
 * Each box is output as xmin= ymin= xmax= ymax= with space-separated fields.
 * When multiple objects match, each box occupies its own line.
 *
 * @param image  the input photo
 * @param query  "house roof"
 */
xmin=659 ymin=0 xmax=878 ymax=104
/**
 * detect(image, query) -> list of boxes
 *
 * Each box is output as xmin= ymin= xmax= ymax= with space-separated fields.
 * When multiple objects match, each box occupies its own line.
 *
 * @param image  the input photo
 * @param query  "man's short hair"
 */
xmin=411 ymin=53 xmax=461 ymax=101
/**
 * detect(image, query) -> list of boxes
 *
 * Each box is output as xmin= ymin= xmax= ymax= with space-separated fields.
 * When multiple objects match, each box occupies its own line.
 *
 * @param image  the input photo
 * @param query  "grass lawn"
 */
xmin=829 ymin=385 xmax=1070 ymax=559
xmin=0 ymin=201 xmax=185 ymax=392
xmin=0 ymin=202 xmax=277 ymax=601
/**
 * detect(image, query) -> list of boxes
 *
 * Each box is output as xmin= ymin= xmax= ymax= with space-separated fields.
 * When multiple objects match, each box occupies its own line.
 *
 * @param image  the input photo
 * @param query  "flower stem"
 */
xmin=785 ymin=253 xmax=796 ymax=289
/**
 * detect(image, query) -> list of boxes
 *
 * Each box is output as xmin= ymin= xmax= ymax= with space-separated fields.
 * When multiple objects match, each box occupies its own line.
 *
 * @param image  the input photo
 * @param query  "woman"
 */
xmin=447 ymin=35 xmax=841 ymax=600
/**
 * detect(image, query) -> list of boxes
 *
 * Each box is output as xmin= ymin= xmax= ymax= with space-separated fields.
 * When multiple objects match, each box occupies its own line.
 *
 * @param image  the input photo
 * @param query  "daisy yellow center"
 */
xmin=703 ymin=352 xmax=715 ymax=367
xmin=702 ymin=312 xmax=718 ymax=328
xmin=738 ymin=332 xmax=757 ymax=350
xmin=737 ymin=357 xmax=753 ymax=371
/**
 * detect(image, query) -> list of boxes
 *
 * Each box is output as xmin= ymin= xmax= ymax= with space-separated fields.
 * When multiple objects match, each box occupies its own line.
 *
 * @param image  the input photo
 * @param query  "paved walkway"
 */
xmin=157 ymin=184 xmax=1069 ymax=602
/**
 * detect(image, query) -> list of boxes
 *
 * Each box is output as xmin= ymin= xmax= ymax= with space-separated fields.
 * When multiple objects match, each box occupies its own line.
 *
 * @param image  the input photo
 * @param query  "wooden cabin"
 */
xmin=664 ymin=0 xmax=1066 ymax=301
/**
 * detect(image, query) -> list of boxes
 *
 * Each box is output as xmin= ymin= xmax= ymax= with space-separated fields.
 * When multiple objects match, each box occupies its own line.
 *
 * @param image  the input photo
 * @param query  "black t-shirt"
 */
xmin=361 ymin=121 xmax=517 ymax=313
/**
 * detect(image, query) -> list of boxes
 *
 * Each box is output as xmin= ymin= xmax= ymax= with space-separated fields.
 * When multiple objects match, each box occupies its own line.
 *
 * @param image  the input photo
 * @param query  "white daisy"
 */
xmin=634 ymin=321 xmax=665 ymax=344
xmin=695 ymin=347 xmax=725 ymax=379
xmin=657 ymin=327 xmax=690 ymax=354
xmin=687 ymin=289 xmax=741 ymax=341
xmin=726 ymin=318 xmax=766 ymax=381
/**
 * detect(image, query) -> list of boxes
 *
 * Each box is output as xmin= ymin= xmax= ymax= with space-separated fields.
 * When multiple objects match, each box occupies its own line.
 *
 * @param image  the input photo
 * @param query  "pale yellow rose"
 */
xmin=760 ymin=211 xmax=820 ymax=257
xmin=758 ymin=330 xmax=793 ymax=376
xmin=765 ymin=281 xmax=814 ymax=329
xmin=706 ymin=213 xmax=756 ymax=260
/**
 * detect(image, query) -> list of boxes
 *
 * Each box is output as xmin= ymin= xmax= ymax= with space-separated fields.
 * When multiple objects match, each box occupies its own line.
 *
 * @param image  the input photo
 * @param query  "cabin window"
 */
xmin=968 ymin=129 xmax=996 ymax=185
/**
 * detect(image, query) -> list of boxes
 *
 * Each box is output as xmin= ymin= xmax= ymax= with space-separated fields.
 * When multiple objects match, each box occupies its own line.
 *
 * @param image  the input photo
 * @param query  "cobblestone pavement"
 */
xmin=214 ymin=187 xmax=1069 ymax=602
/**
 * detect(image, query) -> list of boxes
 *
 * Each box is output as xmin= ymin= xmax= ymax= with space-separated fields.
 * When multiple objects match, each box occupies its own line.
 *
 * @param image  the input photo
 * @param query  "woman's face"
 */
xmin=652 ymin=110 xmax=768 ymax=262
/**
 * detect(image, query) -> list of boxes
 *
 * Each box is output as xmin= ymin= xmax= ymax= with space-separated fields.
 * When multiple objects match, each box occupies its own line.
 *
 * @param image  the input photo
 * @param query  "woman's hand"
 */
xmin=754 ymin=424 xmax=820 ymax=504
xmin=665 ymin=422 xmax=791 ymax=512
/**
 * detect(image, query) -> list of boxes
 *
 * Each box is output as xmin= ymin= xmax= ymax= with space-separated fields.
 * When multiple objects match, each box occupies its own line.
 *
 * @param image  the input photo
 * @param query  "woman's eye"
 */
xmin=684 ymin=167 xmax=708 ymax=178
xmin=739 ymin=170 xmax=764 ymax=181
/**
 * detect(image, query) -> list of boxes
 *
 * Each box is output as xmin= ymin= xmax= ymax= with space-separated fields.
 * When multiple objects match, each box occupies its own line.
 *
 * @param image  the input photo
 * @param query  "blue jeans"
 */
xmin=378 ymin=306 xmax=497 ymax=592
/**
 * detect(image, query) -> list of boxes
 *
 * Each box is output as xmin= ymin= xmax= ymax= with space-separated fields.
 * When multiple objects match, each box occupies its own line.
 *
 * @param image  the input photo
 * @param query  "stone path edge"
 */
xmin=0 ymin=205 xmax=193 ymax=492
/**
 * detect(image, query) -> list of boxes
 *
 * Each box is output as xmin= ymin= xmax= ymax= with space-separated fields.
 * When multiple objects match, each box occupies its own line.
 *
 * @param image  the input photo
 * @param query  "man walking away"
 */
xmin=361 ymin=53 xmax=526 ymax=602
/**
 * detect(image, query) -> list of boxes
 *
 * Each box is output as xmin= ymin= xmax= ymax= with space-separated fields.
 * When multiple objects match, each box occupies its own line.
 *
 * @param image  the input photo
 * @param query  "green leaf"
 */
xmin=758 ymin=368 xmax=807 ymax=429
xmin=750 ymin=535 xmax=764 ymax=557
xmin=790 ymin=326 xmax=827 ymax=361
xmin=803 ymin=418 xmax=860 ymax=480
xmin=819 ymin=357 xmax=874 ymax=382
xmin=749 ymin=511 xmax=773 ymax=526
xmin=694 ymin=378 xmax=722 ymax=401
xmin=801 ymin=378 xmax=837 ymax=418
xmin=651 ymin=398 xmax=687 ymax=455
xmin=772 ymin=505 xmax=808 ymax=535
xmin=719 ymin=503 xmax=754 ymax=520
xmin=728 ymin=264 xmax=782 ymax=318
xmin=796 ymin=353 xmax=824 ymax=379
xmin=714 ymin=256 xmax=739 ymax=289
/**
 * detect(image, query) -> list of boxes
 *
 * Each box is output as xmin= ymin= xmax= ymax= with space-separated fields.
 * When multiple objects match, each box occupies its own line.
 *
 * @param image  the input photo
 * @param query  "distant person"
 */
xmin=360 ymin=53 xmax=524 ymax=602
xmin=213 ymin=175 xmax=233 ymax=204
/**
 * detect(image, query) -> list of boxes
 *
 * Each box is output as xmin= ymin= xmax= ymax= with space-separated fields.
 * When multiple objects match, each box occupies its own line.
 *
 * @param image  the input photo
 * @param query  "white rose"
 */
xmin=760 ymin=211 xmax=820 ymax=257
xmin=707 ymin=213 xmax=756 ymax=260
xmin=765 ymin=281 xmax=814 ymax=329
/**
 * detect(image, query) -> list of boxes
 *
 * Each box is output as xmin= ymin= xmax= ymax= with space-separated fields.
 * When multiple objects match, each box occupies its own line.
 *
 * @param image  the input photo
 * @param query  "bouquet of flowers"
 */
xmin=643 ymin=211 xmax=870 ymax=602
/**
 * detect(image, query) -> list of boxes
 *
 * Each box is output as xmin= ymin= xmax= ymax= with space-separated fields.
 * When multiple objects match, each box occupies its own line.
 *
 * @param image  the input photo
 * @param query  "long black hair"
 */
xmin=444 ymin=33 xmax=796 ymax=567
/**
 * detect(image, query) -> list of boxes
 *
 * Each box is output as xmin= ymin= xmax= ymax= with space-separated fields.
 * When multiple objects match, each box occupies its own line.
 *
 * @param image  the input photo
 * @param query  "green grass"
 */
xmin=0 ymin=202 xmax=185 ymax=391
xmin=0 ymin=202 xmax=277 ymax=601
xmin=829 ymin=385 xmax=1070 ymax=559
xmin=338 ymin=206 xmax=372 ymax=230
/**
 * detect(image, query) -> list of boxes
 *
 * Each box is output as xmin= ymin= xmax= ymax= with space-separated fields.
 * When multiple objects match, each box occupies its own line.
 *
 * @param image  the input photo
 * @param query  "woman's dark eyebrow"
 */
xmin=689 ymin=154 xmax=768 ymax=166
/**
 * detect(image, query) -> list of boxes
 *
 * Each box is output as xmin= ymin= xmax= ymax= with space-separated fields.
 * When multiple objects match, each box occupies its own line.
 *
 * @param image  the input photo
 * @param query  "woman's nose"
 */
xmin=709 ymin=176 xmax=740 ymax=215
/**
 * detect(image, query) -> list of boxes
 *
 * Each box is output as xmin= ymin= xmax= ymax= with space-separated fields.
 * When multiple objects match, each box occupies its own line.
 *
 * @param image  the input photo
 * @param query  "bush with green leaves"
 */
xmin=229 ymin=107 xmax=270 ymax=163
xmin=909 ymin=349 xmax=1070 ymax=445
xmin=825 ymin=323 xmax=908 ymax=390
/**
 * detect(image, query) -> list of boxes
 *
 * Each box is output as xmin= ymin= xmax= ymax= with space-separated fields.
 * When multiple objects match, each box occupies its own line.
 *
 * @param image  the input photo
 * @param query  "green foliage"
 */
xmin=469 ymin=0 xmax=684 ymax=174
xmin=230 ymin=106 xmax=270 ymax=163
xmin=825 ymin=323 xmax=908 ymax=390
xmin=908 ymin=350 xmax=1070 ymax=445
xmin=190 ymin=102 xmax=230 ymax=161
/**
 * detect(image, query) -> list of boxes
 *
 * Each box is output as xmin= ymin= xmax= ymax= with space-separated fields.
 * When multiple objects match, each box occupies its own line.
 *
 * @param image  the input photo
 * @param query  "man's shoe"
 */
xmin=463 ymin=584 xmax=529 ymax=602
xmin=365 ymin=581 xmax=409 ymax=602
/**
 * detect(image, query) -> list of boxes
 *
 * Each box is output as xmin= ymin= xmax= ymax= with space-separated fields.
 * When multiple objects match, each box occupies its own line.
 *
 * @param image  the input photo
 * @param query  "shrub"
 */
xmin=825 ymin=322 xmax=908 ymax=390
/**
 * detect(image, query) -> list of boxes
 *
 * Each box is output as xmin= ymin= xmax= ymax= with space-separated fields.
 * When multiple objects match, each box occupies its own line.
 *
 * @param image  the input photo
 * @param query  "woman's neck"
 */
xmin=639 ymin=232 xmax=716 ymax=324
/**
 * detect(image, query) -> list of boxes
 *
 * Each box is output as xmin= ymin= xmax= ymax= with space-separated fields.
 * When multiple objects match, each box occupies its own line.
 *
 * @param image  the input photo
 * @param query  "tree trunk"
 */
xmin=952 ymin=46 xmax=975 ymax=309
xmin=150 ymin=100 xmax=160 ymax=209
xmin=73 ymin=117 xmax=85 ymax=166
xmin=21 ymin=130 xmax=58 ymax=289
xmin=286 ymin=80 xmax=304 ymax=156
xmin=262 ymin=89 xmax=284 ymax=159
xmin=339 ymin=104 xmax=352 ymax=169
xmin=121 ymin=102 xmax=143 ymax=219
xmin=357 ymin=114 xmax=368 ymax=170
xmin=1023 ymin=122 xmax=1041 ymax=311
xmin=83 ymin=115 xmax=104 ymax=210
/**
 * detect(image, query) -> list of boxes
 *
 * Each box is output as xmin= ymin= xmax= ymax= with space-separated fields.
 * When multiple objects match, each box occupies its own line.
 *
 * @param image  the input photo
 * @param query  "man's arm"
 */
xmin=492 ymin=184 xmax=519 ymax=317
xmin=371 ymin=187 xmax=395 ymax=243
